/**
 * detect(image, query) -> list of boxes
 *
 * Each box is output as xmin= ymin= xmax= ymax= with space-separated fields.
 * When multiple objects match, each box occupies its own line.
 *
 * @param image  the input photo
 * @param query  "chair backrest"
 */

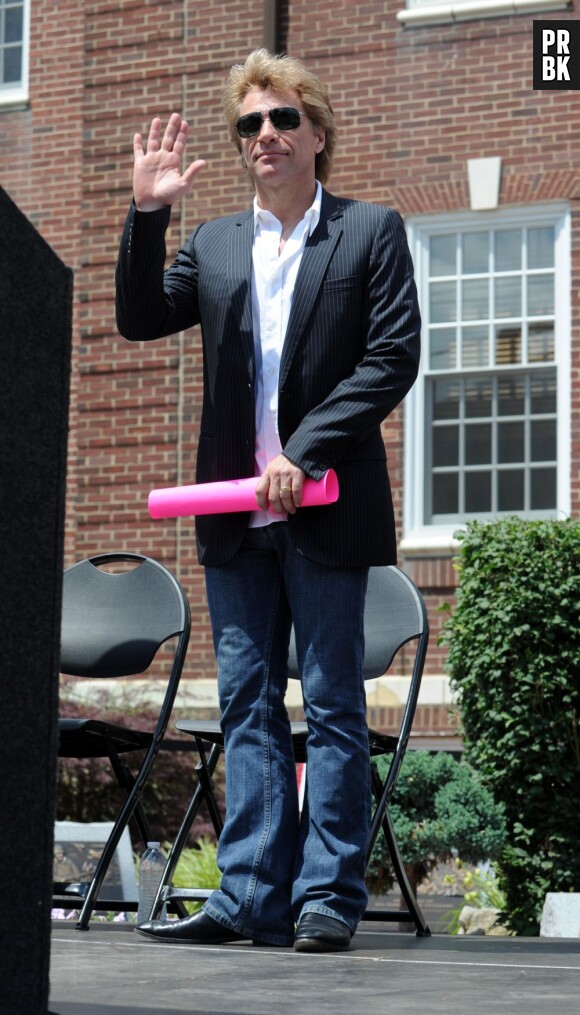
xmin=288 ymin=565 xmax=428 ymax=682
xmin=60 ymin=552 xmax=190 ymax=679
xmin=359 ymin=565 xmax=427 ymax=680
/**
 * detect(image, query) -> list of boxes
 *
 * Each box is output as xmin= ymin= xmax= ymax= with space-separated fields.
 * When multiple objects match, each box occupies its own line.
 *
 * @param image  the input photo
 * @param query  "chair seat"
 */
xmin=368 ymin=729 xmax=399 ymax=755
xmin=175 ymin=718 xmax=398 ymax=765
xmin=175 ymin=718 xmax=222 ymax=742
xmin=58 ymin=718 xmax=152 ymax=758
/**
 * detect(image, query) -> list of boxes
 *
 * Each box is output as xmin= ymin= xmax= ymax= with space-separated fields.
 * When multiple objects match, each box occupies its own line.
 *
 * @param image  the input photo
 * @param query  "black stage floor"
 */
xmin=49 ymin=916 xmax=580 ymax=1015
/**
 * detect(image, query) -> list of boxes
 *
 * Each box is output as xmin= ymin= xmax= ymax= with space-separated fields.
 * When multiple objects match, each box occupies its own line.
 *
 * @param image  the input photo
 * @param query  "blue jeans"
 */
xmin=202 ymin=522 xmax=370 ymax=946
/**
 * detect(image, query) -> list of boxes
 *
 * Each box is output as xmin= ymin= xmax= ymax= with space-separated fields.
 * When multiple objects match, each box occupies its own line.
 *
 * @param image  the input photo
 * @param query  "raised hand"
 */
xmin=132 ymin=113 xmax=207 ymax=212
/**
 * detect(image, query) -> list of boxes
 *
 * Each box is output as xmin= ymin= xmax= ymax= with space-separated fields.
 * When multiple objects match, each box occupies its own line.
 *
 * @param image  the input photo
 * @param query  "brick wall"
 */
xmin=1 ymin=0 xmax=578 ymax=698
xmin=0 ymin=0 xmax=85 ymax=569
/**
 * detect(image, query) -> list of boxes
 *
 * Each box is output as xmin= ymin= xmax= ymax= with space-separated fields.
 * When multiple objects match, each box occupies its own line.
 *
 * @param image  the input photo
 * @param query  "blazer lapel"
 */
xmin=279 ymin=191 xmax=344 ymax=389
xmin=227 ymin=211 xmax=255 ymax=382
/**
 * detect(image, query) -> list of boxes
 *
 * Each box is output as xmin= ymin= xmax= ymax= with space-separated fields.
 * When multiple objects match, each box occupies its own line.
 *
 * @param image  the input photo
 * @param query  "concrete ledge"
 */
xmin=62 ymin=674 xmax=454 ymax=710
xmin=540 ymin=893 xmax=580 ymax=937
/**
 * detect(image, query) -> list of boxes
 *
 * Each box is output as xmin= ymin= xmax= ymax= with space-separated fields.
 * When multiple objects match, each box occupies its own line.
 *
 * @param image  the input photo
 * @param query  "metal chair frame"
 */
xmin=54 ymin=552 xmax=191 ymax=930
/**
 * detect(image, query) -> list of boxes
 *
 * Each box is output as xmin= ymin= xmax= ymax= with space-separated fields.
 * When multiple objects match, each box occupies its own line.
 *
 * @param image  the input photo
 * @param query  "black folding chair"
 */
xmin=154 ymin=565 xmax=430 ymax=935
xmin=54 ymin=552 xmax=191 ymax=930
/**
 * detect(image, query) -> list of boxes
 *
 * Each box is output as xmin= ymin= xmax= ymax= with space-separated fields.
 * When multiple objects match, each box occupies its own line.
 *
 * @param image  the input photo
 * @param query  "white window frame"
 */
xmin=397 ymin=0 xmax=568 ymax=29
xmin=402 ymin=203 xmax=571 ymax=553
xmin=0 ymin=0 xmax=30 ymax=107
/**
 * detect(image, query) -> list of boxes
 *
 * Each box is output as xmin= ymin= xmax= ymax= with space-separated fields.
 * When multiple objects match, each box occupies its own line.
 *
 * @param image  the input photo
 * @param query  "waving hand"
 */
xmin=133 ymin=113 xmax=207 ymax=212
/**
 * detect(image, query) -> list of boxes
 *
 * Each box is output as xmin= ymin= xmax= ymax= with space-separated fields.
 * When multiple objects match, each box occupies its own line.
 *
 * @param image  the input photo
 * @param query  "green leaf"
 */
xmin=440 ymin=517 xmax=580 ymax=935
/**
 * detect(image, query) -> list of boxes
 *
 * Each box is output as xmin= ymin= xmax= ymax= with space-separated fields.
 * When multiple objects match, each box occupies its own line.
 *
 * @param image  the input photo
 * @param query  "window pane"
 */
xmin=433 ymin=379 xmax=460 ymax=420
xmin=495 ymin=276 xmax=521 ymax=318
xmin=530 ymin=372 xmax=557 ymax=414
xmin=433 ymin=426 xmax=459 ymax=467
xmin=6 ymin=7 xmax=24 ymax=44
xmin=498 ymin=470 xmax=524 ymax=511
xmin=528 ymin=274 xmax=554 ymax=316
xmin=495 ymin=229 xmax=521 ymax=272
xmin=4 ymin=46 xmax=22 ymax=84
xmin=429 ymin=327 xmax=456 ymax=370
xmin=498 ymin=421 xmax=524 ymax=463
xmin=495 ymin=326 xmax=522 ymax=365
xmin=462 ymin=278 xmax=487 ymax=320
xmin=498 ymin=376 xmax=525 ymax=416
xmin=528 ymin=323 xmax=554 ymax=363
xmin=528 ymin=227 xmax=554 ymax=269
xmin=465 ymin=472 xmax=491 ymax=512
xmin=531 ymin=419 xmax=556 ymax=461
xmin=465 ymin=424 xmax=491 ymax=465
xmin=430 ymin=235 xmax=456 ymax=276
xmin=463 ymin=232 xmax=488 ymax=274
xmin=531 ymin=468 xmax=556 ymax=509
xmin=465 ymin=377 xmax=492 ymax=418
xmin=462 ymin=325 xmax=489 ymax=368
xmin=430 ymin=281 xmax=456 ymax=323
xmin=6 ymin=6 xmax=24 ymax=44
xmin=433 ymin=473 xmax=458 ymax=514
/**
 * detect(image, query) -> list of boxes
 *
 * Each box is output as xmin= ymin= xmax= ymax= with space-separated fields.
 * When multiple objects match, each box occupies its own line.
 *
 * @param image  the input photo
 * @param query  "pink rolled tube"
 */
xmin=148 ymin=469 xmax=339 ymax=519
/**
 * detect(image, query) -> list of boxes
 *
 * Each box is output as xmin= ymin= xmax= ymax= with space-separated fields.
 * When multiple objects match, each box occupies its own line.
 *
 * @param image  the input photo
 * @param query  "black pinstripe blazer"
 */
xmin=116 ymin=188 xmax=421 ymax=567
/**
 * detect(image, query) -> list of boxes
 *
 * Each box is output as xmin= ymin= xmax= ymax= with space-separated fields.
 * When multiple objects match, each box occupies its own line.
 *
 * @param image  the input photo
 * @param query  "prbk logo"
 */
xmin=533 ymin=20 xmax=580 ymax=90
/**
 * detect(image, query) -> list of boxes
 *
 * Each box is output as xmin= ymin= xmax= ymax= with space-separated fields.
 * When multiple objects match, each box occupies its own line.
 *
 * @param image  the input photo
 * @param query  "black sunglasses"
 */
xmin=235 ymin=106 xmax=306 ymax=139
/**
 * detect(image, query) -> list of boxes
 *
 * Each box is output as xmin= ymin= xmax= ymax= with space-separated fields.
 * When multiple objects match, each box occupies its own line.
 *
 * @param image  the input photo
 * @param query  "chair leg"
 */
xmin=380 ymin=809 xmax=431 ymax=936
xmin=194 ymin=737 xmax=224 ymax=837
xmin=366 ymin=762 xmax=430 ymax=937
xmin=74 ymin=819 xmax=129 ymax=930
xmin=108 ymin=749 xmax=153 ymax=847
xmin=74 ymin=743 xmax=161 ymax=929
xmin=150 ymin=742 xmax=223 ymax=920
xmin=366 ymin=764 xmax=388 ymax=867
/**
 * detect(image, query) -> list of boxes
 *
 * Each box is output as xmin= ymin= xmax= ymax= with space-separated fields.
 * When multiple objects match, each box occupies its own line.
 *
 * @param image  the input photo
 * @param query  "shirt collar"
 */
xmin=253 ymin=180 xmax=322 ymax=237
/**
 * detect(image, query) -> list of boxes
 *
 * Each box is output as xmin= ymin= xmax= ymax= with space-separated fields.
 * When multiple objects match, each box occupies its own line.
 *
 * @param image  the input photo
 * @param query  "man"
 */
xmin=116 ymin=48 xmax=420 ymax=951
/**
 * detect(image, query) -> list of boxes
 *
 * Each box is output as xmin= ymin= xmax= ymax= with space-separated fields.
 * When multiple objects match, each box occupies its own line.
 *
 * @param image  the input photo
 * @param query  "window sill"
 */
xmin=0 ymin=92 xmax=29 ymax=112
xmin=398 ymin=0 xmax=569 ymax=27
xmin=399 ymin=532 xmax=464 ymax=556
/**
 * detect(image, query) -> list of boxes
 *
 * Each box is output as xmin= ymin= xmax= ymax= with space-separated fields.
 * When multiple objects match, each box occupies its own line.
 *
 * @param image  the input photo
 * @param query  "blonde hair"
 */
xmin=223 ymin=49 xmax=336 ymax=185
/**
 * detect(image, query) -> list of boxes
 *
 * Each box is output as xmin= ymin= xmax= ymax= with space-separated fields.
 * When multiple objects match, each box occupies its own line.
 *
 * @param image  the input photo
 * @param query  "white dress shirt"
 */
xmin=249 ymin=181 xmax=322 ymax=528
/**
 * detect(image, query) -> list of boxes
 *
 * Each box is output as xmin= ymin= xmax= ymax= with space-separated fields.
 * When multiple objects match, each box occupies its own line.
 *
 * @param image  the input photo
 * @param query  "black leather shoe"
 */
xmin=293 ymin=912 xmax=352 ymax=953
xmin=136 ymin=909 xmax=247 ymax=944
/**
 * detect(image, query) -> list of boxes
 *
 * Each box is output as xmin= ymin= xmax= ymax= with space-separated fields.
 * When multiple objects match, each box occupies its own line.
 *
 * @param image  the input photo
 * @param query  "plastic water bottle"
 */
xmin=137 ymin=841 xmax=167 ymax=924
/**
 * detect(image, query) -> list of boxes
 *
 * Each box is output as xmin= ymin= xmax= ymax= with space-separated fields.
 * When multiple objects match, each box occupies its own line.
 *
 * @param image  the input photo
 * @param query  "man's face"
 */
xmin=238 ymin=87 xmax=325 ymax=193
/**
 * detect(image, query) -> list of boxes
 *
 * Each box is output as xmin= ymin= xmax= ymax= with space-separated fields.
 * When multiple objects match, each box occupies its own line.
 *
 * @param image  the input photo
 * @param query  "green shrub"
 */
xmin=366 ymin=750 xmax=506 ymax=897
xmin=441 ymin=517 xmax=580 ymax=935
